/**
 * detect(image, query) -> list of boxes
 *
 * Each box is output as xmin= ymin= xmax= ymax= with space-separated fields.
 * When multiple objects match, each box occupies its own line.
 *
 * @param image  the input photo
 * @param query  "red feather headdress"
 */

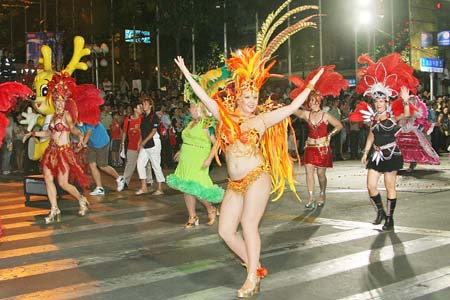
xmin=356 ymin=53 xmax=419 ymax=99
xmin=288 ymin=65 xmax=349 ymax=109
xmin=47 ymin=72 xmax=104 ymax=126
xmin=0 ymin=82 xmax=33 ymax=146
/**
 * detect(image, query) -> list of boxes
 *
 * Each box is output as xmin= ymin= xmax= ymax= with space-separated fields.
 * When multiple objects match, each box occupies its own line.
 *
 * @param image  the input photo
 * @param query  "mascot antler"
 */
xmin=63 ymin=36 xmax=91 ymax=75
xmin=38 ymin=45 xmax=53 ymax=73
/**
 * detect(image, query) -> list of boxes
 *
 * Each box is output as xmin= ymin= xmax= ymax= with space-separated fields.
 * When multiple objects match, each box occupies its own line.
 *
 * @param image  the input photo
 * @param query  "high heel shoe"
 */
xmin=45 ymin=207 xmax=61 ymax=224
xmin=237 ymin=274 xmax=261 ymax=298
xmin=372 ymin=209 xmax=386 ymax=225
xmin=184 ymin=216 xmax=199 ymax=228
xmin=206 ymin=207 xmax=217 ymax=226
xmin=305 ymin=199 xmax=316 ymax=209
xmin=78 ymin=196 xmax=90 ymax=216
xmin=382 ymin=215 xmax=394 ymax=231
xmin=317 ymin=191 xmax=326 ymax=207
xmin=305 ymin=191 xmax=316 ymax=209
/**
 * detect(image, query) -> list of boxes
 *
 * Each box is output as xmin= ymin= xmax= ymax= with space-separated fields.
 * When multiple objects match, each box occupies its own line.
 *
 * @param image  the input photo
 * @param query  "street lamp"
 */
xmin=87 ymin=43 xmax=109 ymax=89
xmin=215 ymin=0 xmax=227 ymax=62
xmin=354 ymin=0 xmax=374 ymax=79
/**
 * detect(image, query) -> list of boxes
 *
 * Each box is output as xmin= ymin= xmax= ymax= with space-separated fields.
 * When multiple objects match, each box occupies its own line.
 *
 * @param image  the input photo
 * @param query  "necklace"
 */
xmin=54 ymin=110 xmax=64 ymax=119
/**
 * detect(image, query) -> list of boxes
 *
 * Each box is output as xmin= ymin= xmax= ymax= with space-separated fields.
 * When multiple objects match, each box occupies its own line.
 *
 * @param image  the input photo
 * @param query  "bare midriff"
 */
xmin=225 ymin=141 xmax=265 ymax=180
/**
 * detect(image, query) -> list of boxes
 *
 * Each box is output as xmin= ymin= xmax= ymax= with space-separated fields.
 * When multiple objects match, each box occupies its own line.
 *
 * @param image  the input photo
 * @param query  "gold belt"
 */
xmin=305 ymin=142 xmax=329 ymax=148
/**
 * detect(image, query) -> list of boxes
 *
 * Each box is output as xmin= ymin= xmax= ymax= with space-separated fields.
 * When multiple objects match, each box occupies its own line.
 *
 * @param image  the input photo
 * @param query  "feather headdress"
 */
xmin=211 ymin=0 xmax=320 ymax=201
xmin=0 ymin=82 xmax=33 ymax=146
xmin=356 ymin=53 xmax=419 ymax=99
xmin=226 ymin=1 xmax=319 ymax=99
xmin=47 ymin=72 xmax=104 ymax=125
xmin=288 ymin=65 xmax=349 ymax=109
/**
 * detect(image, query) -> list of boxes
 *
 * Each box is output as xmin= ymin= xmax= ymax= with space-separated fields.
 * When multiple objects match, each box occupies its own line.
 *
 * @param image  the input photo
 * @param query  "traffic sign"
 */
xmin=420 ymin=57 xmax=444 ymax=73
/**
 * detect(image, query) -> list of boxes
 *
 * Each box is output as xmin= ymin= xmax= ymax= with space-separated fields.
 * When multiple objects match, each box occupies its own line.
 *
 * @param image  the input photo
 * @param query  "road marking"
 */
xmin=0 ymin=227 xmax=372 ymax=281
xmin=0 ymin=205 xmax=182 ymax=242
xmin=339 ymin=266 xmax=450 ymax=300
xmin=168 ymin=236 xmax=450 ymax=300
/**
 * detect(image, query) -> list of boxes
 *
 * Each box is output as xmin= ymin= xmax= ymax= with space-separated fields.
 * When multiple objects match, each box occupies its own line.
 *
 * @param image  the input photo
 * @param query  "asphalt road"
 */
xmin=0 ymin=156 xmax=449 ymax=300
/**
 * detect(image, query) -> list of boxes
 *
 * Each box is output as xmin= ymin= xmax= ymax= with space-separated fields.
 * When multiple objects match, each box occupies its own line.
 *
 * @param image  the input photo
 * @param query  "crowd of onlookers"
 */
xmin=1 ymin=76 xmax=449 ymax=177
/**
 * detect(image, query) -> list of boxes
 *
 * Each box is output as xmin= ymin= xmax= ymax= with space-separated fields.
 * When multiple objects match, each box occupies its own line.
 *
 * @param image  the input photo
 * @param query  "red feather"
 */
xmin=391 ymin=98 xmax=417 ymax=117
xmin=288 ymin=75 xmax=306 ymax=100
xmin=0 ymin=82 xmax=33 ymax=112
xmin=349 ymin=101 xmax=371 ymax=122
xmin=73 ymin=84 xmax=104 ymax=125
xmin=356 ymin=53 xmax=419 ymax=97
xmin=288 ymin=65 xmax=349 ymax=101
xmin=0 ymin=113 xmax=8 ymax=146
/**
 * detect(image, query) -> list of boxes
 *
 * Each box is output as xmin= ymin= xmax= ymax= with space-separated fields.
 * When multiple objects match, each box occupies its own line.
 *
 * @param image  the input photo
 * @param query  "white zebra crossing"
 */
xmin=1 ymin=200 xmax=450 ymax=299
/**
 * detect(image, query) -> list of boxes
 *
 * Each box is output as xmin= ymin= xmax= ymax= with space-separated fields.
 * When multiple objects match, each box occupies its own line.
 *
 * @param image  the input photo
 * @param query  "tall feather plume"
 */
xmin=260 ymin=5 xmax=319 ymax=53
xmin=256 ymin=0 xmax=293 ymax=51
xmin=264 ymin=19 xmax=318 ymax=59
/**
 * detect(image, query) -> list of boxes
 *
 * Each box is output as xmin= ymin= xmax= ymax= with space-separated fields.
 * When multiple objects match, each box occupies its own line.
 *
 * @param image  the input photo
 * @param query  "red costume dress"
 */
xmin=303 ymin=112 xmax=333 ymax=168
xmin=40 ymin=115 xmax=90 ymax=190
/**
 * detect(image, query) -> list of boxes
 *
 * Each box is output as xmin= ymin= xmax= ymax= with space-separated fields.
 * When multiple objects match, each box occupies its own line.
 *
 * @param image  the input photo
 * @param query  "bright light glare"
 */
xmin=358 ymin=11 xmax=373 ymax=25
xmin=357 ymin=0 xmax=371 ymax=7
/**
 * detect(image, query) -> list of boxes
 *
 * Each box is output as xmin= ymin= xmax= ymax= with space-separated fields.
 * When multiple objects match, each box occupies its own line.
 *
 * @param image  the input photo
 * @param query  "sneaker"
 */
xmin=90 ymin=186 xmax=105 ymax=196
xmin=116 ymin=176 xmax=125 ymax=192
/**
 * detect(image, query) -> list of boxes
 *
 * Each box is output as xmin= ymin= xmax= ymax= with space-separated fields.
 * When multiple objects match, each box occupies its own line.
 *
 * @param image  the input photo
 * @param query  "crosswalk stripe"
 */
xmin=0 ymin=198 xmax=167 ymax=221
xmin=0 ymin=204 xmax=181 ymax=242
xmin=339 ymin=266 xmax=450 ymax=300
xmin=0 ymin=204 xmax=28 ymax=210
xmin=4 ymin=234 xmax=444 ymax=300
xmin=0 ymin=215 xmax=181 ymax=259
xmin=165 ymin=236 xmax=450 ymax=300
xmin=0 ymin=227 xmax=372 ymax=281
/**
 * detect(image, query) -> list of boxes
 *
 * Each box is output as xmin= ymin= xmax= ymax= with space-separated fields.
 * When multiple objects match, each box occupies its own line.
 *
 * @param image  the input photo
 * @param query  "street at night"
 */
xmin=1 ymin=158 xmax=450 ymax=300
xmin=1 ymin=0 xmax=450 ymax=299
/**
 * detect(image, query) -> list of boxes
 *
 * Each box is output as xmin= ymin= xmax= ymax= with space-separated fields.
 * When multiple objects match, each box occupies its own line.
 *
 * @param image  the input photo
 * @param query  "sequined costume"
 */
xmin=366 ymin=115 xmax=403 ymax=173
xmin=396 ymin=97 xmax=439 ymax=165
xmin=40 ymin=114 xmax=90 ymax=190
xmin=167 ymin=118 xmax=224 ymax=203
xmin=303 ymin=112 xmax=333 ymax=168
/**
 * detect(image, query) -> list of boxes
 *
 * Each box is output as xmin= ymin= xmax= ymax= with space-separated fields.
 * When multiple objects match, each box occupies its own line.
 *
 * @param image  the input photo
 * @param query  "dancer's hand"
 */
xmin=174 ymin=56 xmax=190 ymax=77
xmin=22 ymin=131 xmax=33 ymax=143
xmin=361 ymin=152 xmax=368 ymax=165
xmin=202 ymin=157 xmax=212 ymax=169
xmin=173 ymin=151 xmax=180 ymax=162
xmin=400 ymin=86 xmax=409 ymax=102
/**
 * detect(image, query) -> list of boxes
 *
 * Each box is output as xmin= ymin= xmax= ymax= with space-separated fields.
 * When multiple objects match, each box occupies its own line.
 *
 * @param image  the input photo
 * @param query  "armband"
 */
xmin=306 ymin=82 xmax=315 ymax=90
xmin=327 ymin=128 xmax=339 ymax=139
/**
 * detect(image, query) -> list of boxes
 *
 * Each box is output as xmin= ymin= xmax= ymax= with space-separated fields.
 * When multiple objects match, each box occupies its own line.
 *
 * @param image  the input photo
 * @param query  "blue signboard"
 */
xmin=346 ymin=78 xmax=356 ymax=87
xmin=437 ymin=31 xmax=450 ymax=46
xmin=124 ymin=29 xmax=151 ymax=44
xmin=420 ymin=58 xmax=444 ymax=73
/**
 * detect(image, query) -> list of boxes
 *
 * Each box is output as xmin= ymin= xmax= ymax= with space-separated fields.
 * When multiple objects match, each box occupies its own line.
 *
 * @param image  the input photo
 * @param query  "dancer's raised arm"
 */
xmin=174 ymin=56 xmax=220 ymax=120
xmin=261 ymin=68 xmax=324 ymax=128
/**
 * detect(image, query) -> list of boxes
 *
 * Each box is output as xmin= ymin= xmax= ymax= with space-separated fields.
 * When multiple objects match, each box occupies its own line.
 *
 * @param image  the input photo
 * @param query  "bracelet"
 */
xmin=328 ymin=128 xmax=339 ymax=138
xmin=31 ymin=131 xmax=36 ymax=136
xmin=306 ymin=82 xmax=315 ymax=90
xmin=403 ymin=101 xmax=409 ymax=106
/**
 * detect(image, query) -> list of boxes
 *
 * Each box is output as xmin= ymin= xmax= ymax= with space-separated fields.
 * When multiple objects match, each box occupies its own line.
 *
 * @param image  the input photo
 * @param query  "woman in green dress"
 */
xmin=167 ymin=101 xmax=224 ymax=228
